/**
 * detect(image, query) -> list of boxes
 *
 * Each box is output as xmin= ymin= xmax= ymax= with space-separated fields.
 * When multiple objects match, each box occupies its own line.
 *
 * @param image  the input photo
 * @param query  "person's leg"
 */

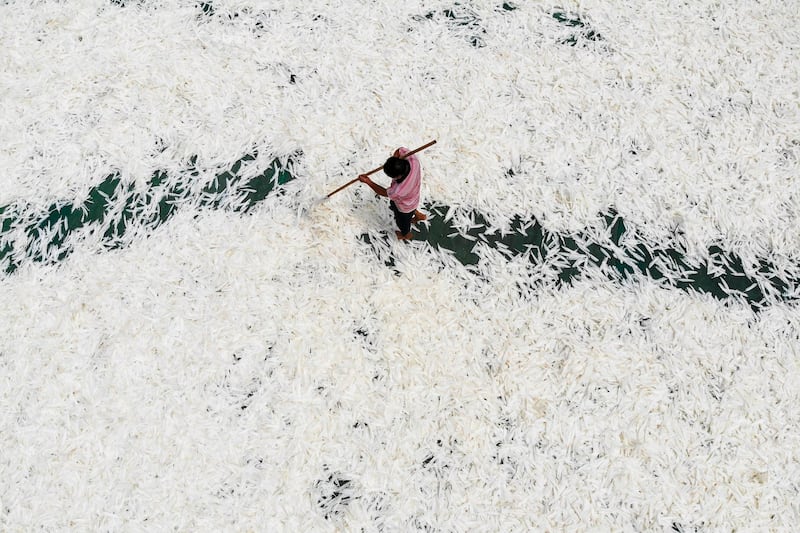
xmin=390 ymin=202 xmax=414 ymax=239
xmin=412 ymin=210 xmax=427 ymax=223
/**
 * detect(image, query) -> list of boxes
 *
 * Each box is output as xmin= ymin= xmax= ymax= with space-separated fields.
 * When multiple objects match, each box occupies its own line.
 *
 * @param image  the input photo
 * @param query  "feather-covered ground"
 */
xmin=2 ymin=0 xmax=800 ymax=530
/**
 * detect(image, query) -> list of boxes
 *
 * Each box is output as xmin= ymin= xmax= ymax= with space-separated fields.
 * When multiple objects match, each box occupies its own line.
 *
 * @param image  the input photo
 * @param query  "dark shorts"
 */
xmin=389 ymin=201 xmax=413 ymax=235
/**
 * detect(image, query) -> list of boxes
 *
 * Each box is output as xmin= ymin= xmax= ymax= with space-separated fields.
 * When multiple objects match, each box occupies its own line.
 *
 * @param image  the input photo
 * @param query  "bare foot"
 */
xmin=395 ymin=231 xmax=413 ymax=240
xmin=412 ymin=210 xmax=427 ymax=223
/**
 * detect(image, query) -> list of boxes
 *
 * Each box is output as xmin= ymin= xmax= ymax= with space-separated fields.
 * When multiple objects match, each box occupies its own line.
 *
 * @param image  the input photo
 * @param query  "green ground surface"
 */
xmin=0 ymin=152 xmax=296 ymax=274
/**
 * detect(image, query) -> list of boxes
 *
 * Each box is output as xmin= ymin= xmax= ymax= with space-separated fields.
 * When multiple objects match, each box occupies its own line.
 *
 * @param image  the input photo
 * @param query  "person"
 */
xmin=357 ymin=147 xmax=427 ymax=240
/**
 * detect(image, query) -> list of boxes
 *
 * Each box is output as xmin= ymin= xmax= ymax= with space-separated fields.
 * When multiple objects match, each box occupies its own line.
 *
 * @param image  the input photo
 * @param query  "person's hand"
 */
xmin=392 ymin=149 xmax=401 ymax=158
xmin=357 ymin=174 xmax=370 ymax=184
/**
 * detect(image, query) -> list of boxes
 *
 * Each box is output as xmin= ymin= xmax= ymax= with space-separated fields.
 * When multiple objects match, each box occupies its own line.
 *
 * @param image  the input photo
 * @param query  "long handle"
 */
xmin=325 ymin=139 xmax=437 ymax=198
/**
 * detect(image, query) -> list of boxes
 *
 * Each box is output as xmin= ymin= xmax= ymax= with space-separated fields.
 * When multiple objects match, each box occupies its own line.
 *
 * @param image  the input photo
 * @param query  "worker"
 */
xmin=357 ymin=147 xmax=426 ymax=240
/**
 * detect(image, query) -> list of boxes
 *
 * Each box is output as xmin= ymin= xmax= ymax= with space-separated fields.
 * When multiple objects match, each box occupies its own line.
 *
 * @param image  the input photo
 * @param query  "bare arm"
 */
xmin=358 ymin=175 xmax=388 ymax=197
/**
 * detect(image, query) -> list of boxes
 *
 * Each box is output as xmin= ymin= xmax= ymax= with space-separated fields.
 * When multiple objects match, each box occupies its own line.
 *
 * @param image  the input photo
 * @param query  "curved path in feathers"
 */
xmin=1 ymin=152 xmax=796 ymax=311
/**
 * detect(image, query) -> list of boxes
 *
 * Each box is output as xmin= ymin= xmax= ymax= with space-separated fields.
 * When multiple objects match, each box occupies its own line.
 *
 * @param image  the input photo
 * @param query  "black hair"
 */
xmin=383 ymin=157 xmax=410 ymax=181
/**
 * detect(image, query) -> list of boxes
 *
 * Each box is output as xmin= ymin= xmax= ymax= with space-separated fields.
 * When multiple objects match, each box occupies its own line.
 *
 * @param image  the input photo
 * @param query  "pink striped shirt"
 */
xmin=386 ymin=147 xmax=421 ymax=213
